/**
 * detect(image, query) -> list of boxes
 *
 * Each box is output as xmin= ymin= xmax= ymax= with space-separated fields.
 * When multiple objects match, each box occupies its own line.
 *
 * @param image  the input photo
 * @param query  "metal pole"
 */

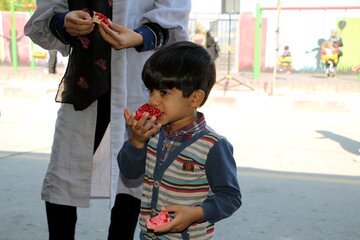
xmin=29 ymin=1 xmax=35 ymax=71
xmin=10 ymin=0 xmax=18 ymax=71
xmin=270 ymin=0 xmax=281 ymax=96
xmin=227 ymin=12 xmax=231 ymax=74
xmin=224 ymin=11 xmax=232 ymax=93
xmin=253 ymin=3 xmax=262 ymax=80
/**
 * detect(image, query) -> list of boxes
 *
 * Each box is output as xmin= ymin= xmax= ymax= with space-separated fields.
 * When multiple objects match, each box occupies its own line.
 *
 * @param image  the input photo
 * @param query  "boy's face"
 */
xmin=148 ymin=88 xmax=197 ymax=133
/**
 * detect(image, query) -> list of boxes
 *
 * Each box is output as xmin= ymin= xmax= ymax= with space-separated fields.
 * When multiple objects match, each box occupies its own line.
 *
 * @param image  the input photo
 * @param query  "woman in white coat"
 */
xmin=24 ymin=0 xmax=191 ymax=239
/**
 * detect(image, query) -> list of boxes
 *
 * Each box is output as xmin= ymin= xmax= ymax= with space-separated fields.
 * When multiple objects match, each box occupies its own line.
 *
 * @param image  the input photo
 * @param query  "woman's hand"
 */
xmin=124 ymin=108 xmax=161 ymax=149
xmin=154 ymin=206 xmax=205 ymax=233
xmin=98 ymin=21 xmax=143 ymax=50
xmin=64 ymin=10 xmax=94 ymax=36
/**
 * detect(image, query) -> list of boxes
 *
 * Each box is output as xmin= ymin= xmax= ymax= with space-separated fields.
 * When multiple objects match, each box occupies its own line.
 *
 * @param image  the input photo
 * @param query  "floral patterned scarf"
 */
xmin=55 ymin=0 xmax=112 ymax=110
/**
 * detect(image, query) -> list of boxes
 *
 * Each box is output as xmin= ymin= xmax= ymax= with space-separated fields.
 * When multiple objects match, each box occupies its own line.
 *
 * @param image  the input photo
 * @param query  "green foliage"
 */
xmin=0 ymin=0 xmax=35 ymax=11
xmin=0 ymin=0 xmax=10 ymax=10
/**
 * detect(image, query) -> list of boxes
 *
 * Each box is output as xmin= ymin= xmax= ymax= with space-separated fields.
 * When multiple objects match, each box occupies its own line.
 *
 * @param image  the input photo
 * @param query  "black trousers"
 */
xmin=45 ymin=193 xmax=141 ymax=240
xmin=48 ymin=50 xmax=57 ymax=74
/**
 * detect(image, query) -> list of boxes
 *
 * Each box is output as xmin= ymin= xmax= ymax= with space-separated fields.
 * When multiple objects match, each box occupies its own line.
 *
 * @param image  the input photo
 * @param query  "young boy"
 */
xmin=281 ymin=45 xmax=291 ymax=57
xmin=118 ymin=41 xmax=241 ymax=239
xmin=278 ymin=46 xmax=292 ymax=73
xmin=321 ymin=41 xmax=339 ymax=77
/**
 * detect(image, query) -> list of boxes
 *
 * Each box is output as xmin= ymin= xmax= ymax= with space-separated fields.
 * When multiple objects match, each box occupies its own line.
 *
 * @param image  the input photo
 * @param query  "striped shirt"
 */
xmin=118 ymin=112 xmax=241 ymax=240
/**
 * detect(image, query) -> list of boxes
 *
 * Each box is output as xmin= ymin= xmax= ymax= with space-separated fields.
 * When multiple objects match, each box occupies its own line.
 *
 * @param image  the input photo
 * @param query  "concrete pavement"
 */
xmin=1 ymin=65 xmax=360 ymax=239
xmin=1 ymin=153 xmax=359 ymax=240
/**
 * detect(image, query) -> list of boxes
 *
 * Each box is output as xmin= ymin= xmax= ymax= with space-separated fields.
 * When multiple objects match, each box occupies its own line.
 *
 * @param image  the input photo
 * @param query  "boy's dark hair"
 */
xmin=142 ymin=41 xmax=216 ymax=106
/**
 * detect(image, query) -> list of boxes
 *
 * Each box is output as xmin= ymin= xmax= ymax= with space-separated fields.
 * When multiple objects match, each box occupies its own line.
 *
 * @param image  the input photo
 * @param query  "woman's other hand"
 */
xmin=98 ymin=21 xmax=143 ymax=50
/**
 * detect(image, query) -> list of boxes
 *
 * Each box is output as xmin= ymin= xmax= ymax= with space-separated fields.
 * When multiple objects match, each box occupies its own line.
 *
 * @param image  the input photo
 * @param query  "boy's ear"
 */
xmin=190 ymin=90 xmax=205 ymax=107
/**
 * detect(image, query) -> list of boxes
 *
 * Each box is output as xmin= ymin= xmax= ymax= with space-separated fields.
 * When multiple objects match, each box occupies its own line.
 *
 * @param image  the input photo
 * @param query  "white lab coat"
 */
xmin=24 ymin=0 xmax=191 ymax=207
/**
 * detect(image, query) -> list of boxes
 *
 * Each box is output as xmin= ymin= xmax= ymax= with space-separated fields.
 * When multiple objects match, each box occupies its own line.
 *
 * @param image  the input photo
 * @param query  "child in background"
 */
xmin=278 ymin=45 xmax=293 ymax=73
xmin=281 ymin=45 xmax=291 ymax=57
xmin=118 ymin=41 xmax=242 ymax=239
xmin=321 ymin=40 xmax=338 ymax=77
xmin=329 ymin=29 xmax=344 ymax=61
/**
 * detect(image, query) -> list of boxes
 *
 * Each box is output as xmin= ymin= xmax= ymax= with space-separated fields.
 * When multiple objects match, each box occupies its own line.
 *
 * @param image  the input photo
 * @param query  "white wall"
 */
xmin=190 ymin=0 xmax=360 ymax=71
xmin=192 ymin=0 xmax=360 ymax=14
xmin=258 ymin=1 xmax=360 ymax=70
xmin=191 ymin=0 xmax=222 ymax=14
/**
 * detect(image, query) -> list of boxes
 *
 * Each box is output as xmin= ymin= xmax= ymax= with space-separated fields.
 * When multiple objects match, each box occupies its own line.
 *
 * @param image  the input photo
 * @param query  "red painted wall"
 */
xmin=238 ymin=12 xmax=267 ymax=70
xmin=0 ymin=11 xmax=30 ymax=64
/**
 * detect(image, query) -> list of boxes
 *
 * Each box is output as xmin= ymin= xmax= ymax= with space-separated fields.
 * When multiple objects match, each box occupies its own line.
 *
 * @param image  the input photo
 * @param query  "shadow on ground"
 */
xmin=1 ymin=151 xmax=359 ymax=240
xmin=316 ymin=130 xmax=360 ymax=155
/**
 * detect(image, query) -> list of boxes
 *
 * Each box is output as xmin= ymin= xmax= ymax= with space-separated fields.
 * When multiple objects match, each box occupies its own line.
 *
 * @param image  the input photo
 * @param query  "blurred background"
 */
xmin=1 ymin=0 xmax=360 ymax=74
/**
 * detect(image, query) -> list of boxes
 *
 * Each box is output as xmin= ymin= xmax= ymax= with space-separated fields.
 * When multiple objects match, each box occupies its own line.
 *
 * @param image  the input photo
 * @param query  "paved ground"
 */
xmin=1 ymin=65 xmax=360 ymax=239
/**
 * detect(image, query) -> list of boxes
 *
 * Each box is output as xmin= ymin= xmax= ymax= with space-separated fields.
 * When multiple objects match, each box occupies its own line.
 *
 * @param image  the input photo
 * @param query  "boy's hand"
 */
xmin=153 ymin=205 xmax=204 ymax=233
xmin=124 ymin=108 xmax=161 ymax=149
xmin=64 ymin=10 xmax=94 ymax=36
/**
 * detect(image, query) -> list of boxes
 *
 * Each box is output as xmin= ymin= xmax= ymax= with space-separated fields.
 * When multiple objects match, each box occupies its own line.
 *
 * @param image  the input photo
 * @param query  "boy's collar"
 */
xmin=164 ymin=112 xmax=205 ymax=137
